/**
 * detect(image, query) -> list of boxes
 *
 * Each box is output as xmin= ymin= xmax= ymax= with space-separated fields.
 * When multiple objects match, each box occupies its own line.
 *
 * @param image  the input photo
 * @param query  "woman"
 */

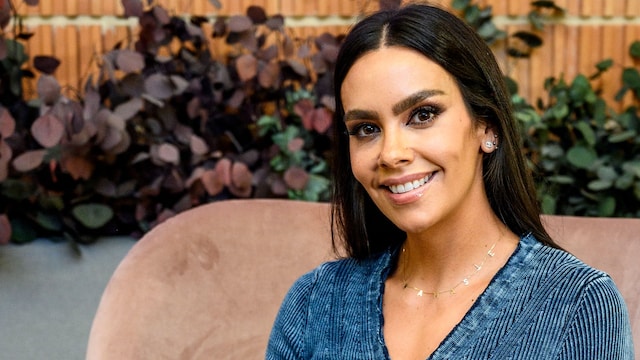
xmin=267 ymin=4 xmax=633 ymax=359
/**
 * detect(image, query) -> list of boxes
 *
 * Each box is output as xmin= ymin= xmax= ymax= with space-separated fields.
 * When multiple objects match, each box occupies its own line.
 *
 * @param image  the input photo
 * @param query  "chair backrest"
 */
xmin=86 ymin=199 xmax=640 ymax=359
xmin=542 ymin=214 xmax=640 ymax=350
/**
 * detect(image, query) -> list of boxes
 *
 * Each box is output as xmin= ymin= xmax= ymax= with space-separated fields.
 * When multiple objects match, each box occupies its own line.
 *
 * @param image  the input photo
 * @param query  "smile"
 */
xmin=388 ymin=172 xmax=436 ymax=194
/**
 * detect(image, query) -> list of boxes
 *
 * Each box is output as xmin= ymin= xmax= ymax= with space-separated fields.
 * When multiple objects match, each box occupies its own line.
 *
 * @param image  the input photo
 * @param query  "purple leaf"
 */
xmin=37 ymin=75 xmax=61 ymax=105
xmin=265 ymin=15 xmax=284 ymax=31
xmin=228 ymin=15 xmax=252 ymax=33
xmin=236 ymin=54 xmax=258 ymax=81
xmin=122 ymin=0 xmax=144 ymax=17
xmin=12 ymin=149 xmax=46 ymax=172
xmin=31 ymin=113 xmax=64 ymax=148
xmin=246 ymin=6 xmax=267 ymax=24
xmin=116 ymin=49 xmax=145 ymax=73
xmin=33 ymin=55 xmax=61 ymax=75
xmin=144 ymin=73 xmax=173 ymax=100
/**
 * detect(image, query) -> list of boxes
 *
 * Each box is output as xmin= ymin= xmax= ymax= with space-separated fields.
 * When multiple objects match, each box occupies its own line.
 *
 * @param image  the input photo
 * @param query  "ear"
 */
xmin=479 ymin=125 xmax=498 ymax=154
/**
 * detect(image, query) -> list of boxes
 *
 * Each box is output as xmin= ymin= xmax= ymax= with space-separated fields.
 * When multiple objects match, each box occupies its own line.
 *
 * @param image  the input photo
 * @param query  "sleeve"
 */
xmin=265 ymin=271 xmax=316 ymax=360
xmin=558 ymin=276 xmax=635 ymax=359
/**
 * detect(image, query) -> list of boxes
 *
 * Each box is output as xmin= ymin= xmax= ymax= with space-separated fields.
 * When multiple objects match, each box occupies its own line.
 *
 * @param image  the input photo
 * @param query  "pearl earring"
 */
xmin=485 ymin=141 xmax=494 ymax=148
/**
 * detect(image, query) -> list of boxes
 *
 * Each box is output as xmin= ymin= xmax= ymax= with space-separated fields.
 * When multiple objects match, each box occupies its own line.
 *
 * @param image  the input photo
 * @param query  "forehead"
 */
xmin=341 ymin=46 xmax=459 ymax=106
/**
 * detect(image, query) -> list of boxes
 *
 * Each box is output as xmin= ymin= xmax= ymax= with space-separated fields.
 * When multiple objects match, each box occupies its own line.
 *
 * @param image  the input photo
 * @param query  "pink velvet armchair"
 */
xmin=86 ymin=199 xmax=640 ymax=359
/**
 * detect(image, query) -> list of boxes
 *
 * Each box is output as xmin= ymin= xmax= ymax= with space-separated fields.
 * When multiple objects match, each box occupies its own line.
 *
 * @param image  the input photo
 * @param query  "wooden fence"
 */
xmin=10 ymin=0 xmax=640 ymax=109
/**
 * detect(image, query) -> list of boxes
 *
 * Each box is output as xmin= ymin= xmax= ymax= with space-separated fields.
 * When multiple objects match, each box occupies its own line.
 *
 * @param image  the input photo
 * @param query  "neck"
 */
xmin=398 ymin=215 xmax=514 ymax=296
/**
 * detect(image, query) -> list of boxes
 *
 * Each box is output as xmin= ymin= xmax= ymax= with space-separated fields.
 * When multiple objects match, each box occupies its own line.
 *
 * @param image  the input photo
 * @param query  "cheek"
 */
xmin=349 ymin=142 xmax=374 ymax=182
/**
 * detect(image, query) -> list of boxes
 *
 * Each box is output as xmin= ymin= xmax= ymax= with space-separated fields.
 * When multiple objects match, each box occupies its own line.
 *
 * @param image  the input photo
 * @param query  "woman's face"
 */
xmin=341 ymin=46 xmax=496 ymax=234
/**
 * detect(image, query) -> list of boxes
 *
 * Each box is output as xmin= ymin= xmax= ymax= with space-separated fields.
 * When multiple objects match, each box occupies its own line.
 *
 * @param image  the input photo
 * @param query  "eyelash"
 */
xmin=346 ymin=104 xmax=443 ymax=138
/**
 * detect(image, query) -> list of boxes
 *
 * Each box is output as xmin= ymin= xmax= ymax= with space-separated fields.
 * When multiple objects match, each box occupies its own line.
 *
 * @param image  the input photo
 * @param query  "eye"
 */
xmin=408 ymin=105 xmax=441 ymax=126
xmin=347 ymin=123 xmax=380 ymax=138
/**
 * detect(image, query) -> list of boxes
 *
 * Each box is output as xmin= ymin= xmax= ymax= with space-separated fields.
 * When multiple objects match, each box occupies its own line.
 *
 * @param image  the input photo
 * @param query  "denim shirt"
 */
xmin=266 ymin=234 xmax=634 ymax=359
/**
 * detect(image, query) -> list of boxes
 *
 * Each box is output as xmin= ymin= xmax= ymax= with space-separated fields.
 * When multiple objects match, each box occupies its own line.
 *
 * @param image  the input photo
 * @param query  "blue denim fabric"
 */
xmin=266 ymin=234 xmax=634 ymax=359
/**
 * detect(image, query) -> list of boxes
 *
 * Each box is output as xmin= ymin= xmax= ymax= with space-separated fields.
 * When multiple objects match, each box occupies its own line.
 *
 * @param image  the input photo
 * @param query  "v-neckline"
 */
xmin=375 ymin=235 xmax=532 ymax=359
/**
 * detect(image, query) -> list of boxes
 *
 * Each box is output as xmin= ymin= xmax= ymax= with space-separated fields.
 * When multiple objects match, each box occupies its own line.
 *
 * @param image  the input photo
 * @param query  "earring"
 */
xmin=485 ymin=141 xmax=494 ymax=148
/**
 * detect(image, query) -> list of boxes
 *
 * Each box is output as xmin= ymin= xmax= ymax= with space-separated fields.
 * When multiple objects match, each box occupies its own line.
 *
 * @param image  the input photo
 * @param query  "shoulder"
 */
xmin=522 ymin=235 xmax=631 ymax=332
xmin=288 ymin=249 xmax=391 ymax=297
xmin=521 ymin=234 xmax=611 ymax=289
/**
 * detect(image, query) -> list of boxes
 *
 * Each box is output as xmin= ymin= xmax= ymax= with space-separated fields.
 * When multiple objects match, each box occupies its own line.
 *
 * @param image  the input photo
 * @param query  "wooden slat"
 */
xmin=626 ymin=0 xmax=640 ymax=18
xmin=621 ymin=23 xmax=638 ymax=108
xmin=551 ymin=24 xmax=567 ymax=81
xmin=578 ymin=26 xmax=601 ymax=78
xmin=65 ymin=0 xmax=78 ymax=16
xmin=600 ymin=25 xmax=625 ymax=111
xmin=281 ymin=0 xmax=297 ymax=16
xmin=563 ymin=0 xmax=581 ymax=16
xmin=10 ymin=0 xmax=640 ymax=111
xmin=77 ymin=0 xmax=91 ymax=15
xmin=529 ymin=24 xmax=555 ymax=105
xmin=52 ymin=26 xmax=69 ymax=90
xmin=78 ymin=25 xmax=103 ymax=89
xmin=581 ymin=0 xmax=602 ymax=17
xmin=90 ymin=0 xmax=102 ymax=16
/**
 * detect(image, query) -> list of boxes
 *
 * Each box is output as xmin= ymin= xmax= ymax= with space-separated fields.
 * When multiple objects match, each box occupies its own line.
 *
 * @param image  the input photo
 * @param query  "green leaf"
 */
xmin=574 ymin=122 xmax=596 ymax=146
xmin=615 ymin=173 xmax=634 ymax=190
xmin=452 ymin=0 xmax=471 ymax=10
xmin=257 ymin=115 xmax=281 ymax=136
xmin=71 ymin=203 xmax=114 ymax=229
xmin=541 ymin=143 xmax=564 ymax=159
xmin=622 ymin=68 xmax=640 ymax=89
xmin=608 ymin=130 xmax=636 ymax=143
xmin=587 ymin=179 xmax=612 ymax=191
xmin=593 ymin=99 xmax=607 ymax=126
xmin=552 ymin=103 xmax=569 ymax=120
xmin=271 ymin=126 xmax=299 ymax=151
xmin=511 ymin=31 xmax=543 ymax=48
xmin=541 ymin=194 xmax=557 ymax=214
xmin=477 ymin=21 xmax=500 ymax=41
xmin=596 ymin=59 xmax=613 ymax=72
xmin=597 ymin=166 xmax=618 ymax=181
xmin=1 ymin=179 xmax=36 ymax=200
xmin=505 ymin=76 xmax=519 ymax=95
xmin=597 ymin=196 xmax=616 ymax=217
xmin=531 ymin=0 xmax=561 ymax=10
xmin=10 ymin=218 xmax=38 ymax=244
xmin=546 ymin=175 xmax=574 ymax=184
xmin=527 ymin=11 xmax=544 ymax=31
xmin=300 ymin=174 xmax=330 ymax=202
xmin=569 ymin=74 xmax=591 ymax=102
xmin=269 ymin=155 xmax=288 ymax=172
xmin=35 ymin=212 xmax=63 ymax=232
xmin=566 ymin=145 xmax=597 ymax=169
xmin=464 ymin=5 xmax=481 ymax=26
xmin=630 ymin=41 xmax=640 ymax=59
xmin=622 ymin=161 xmax=640 ymax=177
xmin=3 ymin=38 xmax=29 ymax=64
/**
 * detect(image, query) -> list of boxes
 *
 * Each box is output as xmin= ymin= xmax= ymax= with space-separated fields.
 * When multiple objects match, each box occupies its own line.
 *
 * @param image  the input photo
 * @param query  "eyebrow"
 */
xmin=343 ymin=89 xmax=445 ymax=122
xmin=391 ymin=89 xmax=445 ymax=116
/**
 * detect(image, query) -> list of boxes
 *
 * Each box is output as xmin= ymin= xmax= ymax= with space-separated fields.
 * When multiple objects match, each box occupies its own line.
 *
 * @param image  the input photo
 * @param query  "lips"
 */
xmin=388 ymin=172 xmax=437 ymax=194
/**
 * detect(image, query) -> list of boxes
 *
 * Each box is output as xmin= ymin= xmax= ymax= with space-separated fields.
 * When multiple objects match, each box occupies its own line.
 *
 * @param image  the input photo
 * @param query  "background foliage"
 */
xmin=0 ymin=0 xmax=638 ymax=245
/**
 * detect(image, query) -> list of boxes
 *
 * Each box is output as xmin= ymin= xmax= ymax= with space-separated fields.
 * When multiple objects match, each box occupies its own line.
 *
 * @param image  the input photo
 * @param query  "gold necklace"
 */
xmin=401 ymin=242 xmax=498 ymax=299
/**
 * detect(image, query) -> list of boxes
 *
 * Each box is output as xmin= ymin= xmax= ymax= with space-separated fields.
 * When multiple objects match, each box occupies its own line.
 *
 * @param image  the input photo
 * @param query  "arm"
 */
xmin=266 ymin=272 xmax=316 ymax=360
xmin=558 ymin=276 xmax=634 ymax=359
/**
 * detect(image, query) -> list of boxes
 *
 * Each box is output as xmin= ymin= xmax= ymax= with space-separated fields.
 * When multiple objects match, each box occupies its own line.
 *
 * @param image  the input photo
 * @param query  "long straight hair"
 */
xmin=331 ymin=4 xmax=558 ymax=259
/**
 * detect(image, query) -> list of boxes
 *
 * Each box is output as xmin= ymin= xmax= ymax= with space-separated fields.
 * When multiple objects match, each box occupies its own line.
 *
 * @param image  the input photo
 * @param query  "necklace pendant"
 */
xmin=474 ymin=264 xmax=482 ymax=271
xmin=450 ymin=289 xmax=456 ymax=295
xmin=462 ymin=278 xmax=470 ymax=286
xmin=488 ymin=249 xmax=495 ymax=257
xmin=433 ymin=292 xmax=439 ymax=299
xmin=417 ymin=290 xmax=424 ymax=297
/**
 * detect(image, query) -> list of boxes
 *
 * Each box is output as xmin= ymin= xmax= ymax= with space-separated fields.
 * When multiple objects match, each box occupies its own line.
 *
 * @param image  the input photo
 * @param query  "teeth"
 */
xmin=389 ymin=174 xmax=433 ymax=194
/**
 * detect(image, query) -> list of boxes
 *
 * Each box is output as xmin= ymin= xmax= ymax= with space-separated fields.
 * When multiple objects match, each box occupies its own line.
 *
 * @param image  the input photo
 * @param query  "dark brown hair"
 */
xmin=331 ymin=4 xmax=558 ymax=259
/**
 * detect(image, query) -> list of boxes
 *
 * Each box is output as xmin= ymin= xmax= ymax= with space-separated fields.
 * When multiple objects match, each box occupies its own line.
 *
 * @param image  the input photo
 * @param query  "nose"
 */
xmin=377 ymin=128 xmax=414 ymax=168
